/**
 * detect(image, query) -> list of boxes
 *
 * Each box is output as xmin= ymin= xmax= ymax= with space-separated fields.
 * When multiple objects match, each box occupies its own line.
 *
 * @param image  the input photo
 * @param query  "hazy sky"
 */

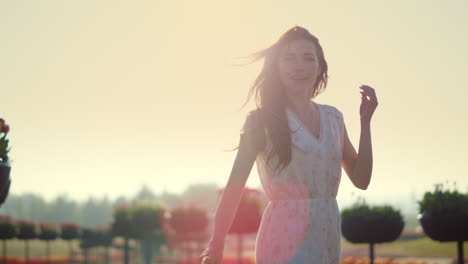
xmin=1 ymin=0 xmax=467 ymax=203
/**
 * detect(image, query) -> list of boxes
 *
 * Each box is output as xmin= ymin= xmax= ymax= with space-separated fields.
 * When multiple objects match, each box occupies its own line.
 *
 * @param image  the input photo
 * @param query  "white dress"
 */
xmin=251 ymin=101 xmax=345 ymax=264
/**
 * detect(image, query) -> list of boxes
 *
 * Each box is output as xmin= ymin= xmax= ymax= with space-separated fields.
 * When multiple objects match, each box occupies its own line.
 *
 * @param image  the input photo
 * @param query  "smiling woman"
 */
xmin=195 ymin=24 xmax=379 ymax=264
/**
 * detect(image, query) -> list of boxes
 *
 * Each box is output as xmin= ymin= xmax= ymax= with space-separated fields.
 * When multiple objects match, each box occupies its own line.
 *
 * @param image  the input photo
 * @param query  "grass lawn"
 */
xmin=341 ymin=236 xmax=468 ymax=258
xmin=1 ymin=236 xmax=466 ymax=260
xmin=0 ymin=239 xmax=78 ymax=257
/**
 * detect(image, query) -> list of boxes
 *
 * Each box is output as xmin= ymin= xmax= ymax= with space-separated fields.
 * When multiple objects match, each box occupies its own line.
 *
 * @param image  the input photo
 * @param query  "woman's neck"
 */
xmin=286 ymin=95 xmax=316 ymax=118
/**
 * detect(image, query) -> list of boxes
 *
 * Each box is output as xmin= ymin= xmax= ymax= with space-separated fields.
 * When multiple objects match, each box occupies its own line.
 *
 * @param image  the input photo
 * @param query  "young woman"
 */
xmin=199 ymin=25 xmax=378 ymax=264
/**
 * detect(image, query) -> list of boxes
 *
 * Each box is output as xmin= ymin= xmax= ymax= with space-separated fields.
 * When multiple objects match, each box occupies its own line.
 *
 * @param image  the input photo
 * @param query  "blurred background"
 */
xmin=0 ymin=0 xmax=467 ymax=263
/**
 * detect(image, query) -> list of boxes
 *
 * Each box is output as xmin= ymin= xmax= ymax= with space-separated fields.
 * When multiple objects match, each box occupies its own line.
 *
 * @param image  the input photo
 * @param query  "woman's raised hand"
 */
xmin=359 ymin=84 xmax=378 ymax=125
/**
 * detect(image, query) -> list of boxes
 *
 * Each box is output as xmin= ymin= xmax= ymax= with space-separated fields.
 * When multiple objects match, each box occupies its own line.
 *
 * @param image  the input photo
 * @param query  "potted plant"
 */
xmin=0 ymin=215 xmax=16 ymax=264
xmin=130 ymin=201 xmax=168 ymax=264
xmin=169 ymin=201 xmax=209 ymax=235
xmin=112 ymin=204 xmax=133 ymax=237
xmin=417 ymin=182 xmax=468 ymax=264
xmin=169 ymin=201 xmax=209 ymax=263
xmin=131 ymin=201 xmax=167 ymax=239
xmin=0 ymin=118 xmax=12 ymax=206
xmin=227 ymin=188 xmax=262 ymax=234
xmin=38 ymin=221 xmax=58 ymax=264
xmin=80 ymin=227 xmax=97 ymax=264
xmin=16 ymin=220 xmax=37 ymax=264
xmin=229 ymin=188 xmax=262 ymax=264
xmin=95 ymin=225 xmax=113 ymax=264
xmin=60 ymin=222 xmax=81 ymax=263
xmin=111 ymin=203 xmax=135 ymax=264
xmin=341 ymin=196 xmax=404 ymax=264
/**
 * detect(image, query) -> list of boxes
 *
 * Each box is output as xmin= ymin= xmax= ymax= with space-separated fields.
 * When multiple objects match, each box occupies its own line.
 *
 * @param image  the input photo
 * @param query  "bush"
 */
xmin=418 ymin=182 xmax=468 ymax=216
xmin=169 ymin=201 xmax=208 ymax=234
xmin=16 ymin=219 xmax=37 ymax=240
xmin=38 ymin=221 xmax=58 ymax=240
xmin=341 ymin=197 xmax=402 ymax=222
xmin=0 ymin=215 xmax=16 ymax=239
xmin=60 ymin=222 xmax=81 ymax=240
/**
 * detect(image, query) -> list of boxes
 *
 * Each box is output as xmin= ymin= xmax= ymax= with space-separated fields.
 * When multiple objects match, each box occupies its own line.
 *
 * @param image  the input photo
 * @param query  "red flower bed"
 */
xmin=154 ymin=256 xmax=255 ymax=264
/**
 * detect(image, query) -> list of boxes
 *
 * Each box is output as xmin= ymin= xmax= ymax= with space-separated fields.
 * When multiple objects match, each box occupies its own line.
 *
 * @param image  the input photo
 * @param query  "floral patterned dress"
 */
xmin=253 ymin=101 xmax=345 ymax=264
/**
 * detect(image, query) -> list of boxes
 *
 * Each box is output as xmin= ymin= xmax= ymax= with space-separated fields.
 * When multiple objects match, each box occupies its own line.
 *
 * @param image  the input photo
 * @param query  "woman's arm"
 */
xmin=208 ymin=113 xmax=260 ymax=245
xmin=342 ymin=124 xmax=372 ymax=190
xmin=342 ymin=85 xmax=378 ymax=190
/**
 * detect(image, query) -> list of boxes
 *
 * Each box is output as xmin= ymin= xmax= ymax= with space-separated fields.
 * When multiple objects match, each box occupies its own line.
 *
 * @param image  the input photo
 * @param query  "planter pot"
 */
xmin=419 ymin=211 xmax=468 ymax=242
xmin=0 ymin=224 xmax=16 ymax=239
xmin=17 ymin=225 xmax=37 ymax=240
xmin=17 ymin=232 xmax=36 ymax=240
xmin=0 ymin=163 xmax=10 ymax=186
xmin=96 ymin=231 xmax=113 ymax=247
xmin=60 ymin=228 xmax=80 ymax=240
xmin=112 ymin=220 xmax=135 ymax=238
xmin=342 ymin=217 xmax=404 ymax=243
xmin=39 ymin=231 xmax=58 ymax=241
xmin=0 ymin=179 xmax=11 ymax=206
xmin=0 ymin=162 xmax=11 ymax=205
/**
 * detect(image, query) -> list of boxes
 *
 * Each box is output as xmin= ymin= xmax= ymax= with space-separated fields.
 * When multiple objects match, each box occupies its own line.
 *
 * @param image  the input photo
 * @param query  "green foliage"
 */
xmin=418 ymin=182 xmax=468 ymax=216
xmin=130 ymin=201 xmax=166 ymax=237
xmin=60 ymin=226 xmax=80 ymax=240
xmin=169 ymin=201 xmax=209 ymax=233
xmin=80 ymin=226 xmax=113 ymax=248
xmin=0 ymin=215 xmax=16 ymax=239
xmin=341 ymin=196 xmax=403 ymax=222
xmin=114 ymin=204 xmax=131 ymax=222
xmin=229 ymin=190 xmax=263 ymax=234
xmin=17 ymin=220 xmax=37 ymax=239
xmin=112 ymin=200 xmax=168 ymax=239
xmin=0 ymin=133 xmax=11 ymax=161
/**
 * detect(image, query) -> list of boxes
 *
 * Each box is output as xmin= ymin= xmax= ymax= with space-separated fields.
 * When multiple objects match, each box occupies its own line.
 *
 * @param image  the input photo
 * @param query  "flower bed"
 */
xmin=342 ymin=257 xmax=430 ymax=264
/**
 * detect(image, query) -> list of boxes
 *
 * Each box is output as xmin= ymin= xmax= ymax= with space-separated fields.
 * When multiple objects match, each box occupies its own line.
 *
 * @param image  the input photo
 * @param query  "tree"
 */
xmin=135 ymin=185 xmax=158 ymax=201
xmin=182 ymin=183 xmax=219 ymax=212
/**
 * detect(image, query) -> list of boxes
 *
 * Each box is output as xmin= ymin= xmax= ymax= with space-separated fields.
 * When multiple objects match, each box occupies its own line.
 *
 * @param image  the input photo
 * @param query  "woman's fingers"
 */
xmin=360 ymin=91 xmax=370 ymax=103
xmin=360 ymin=85 xmax=378 ymax=105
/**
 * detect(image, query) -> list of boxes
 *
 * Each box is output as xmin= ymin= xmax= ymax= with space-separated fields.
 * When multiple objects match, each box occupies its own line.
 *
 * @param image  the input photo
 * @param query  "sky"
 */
xmin=1 ymin=0 xmax=467 ymax=205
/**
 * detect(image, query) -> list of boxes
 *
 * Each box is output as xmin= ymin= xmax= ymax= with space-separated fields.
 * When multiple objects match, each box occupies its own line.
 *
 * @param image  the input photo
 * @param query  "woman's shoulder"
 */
xmin=241 ymin=109 xmax=263 ymax=134
xmin=240 ymin=108 xmax=267 ymax=152
xmin=318 ymin=103 xmax=343 ymax=119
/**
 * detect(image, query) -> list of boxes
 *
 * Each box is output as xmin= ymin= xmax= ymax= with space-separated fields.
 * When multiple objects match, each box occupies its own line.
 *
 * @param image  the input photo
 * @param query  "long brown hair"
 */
xmin=232 ymin=25 xmax=328 ymax=172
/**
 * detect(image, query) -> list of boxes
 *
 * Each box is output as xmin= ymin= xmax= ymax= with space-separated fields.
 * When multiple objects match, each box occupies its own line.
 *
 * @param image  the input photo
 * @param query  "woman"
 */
xmin=199 ymin=25 xmax=378 ymax=264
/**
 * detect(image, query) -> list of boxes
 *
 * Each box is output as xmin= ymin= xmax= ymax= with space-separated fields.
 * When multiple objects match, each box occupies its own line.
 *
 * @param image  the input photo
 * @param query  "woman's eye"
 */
xmin=306 ymin=58 xmax=315 ymax=61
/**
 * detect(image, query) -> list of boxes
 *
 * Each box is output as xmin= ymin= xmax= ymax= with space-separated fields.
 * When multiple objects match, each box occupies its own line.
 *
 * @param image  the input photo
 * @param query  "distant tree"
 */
xmin=159 ymin=190 xmax=182 ymax=209
xmin=181 ymin=183 xmax=218 ymax=212
xmin=15 ymin=196 xmax=26 ymax=219
xmin=24 ymin=194 xmax=48 ymax=222
xmin=0 ymin=193 xmax=18 ymax=217
xmin=81 ymin=197 xmax=112 ymax=227
xmin=135 ymin=185 xmax=158 ymax=201
xmin=44 ymin=194 xmax=79 ymax=223
xmin=114 ymin=195 xmax=128 ymax=207
xmin=99 ymin=196 xmax=114 ymax=226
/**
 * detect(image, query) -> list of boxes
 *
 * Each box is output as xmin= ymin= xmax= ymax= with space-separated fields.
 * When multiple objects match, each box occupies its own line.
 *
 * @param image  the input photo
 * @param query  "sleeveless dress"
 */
xmin=250 ymin=101 xmax=345 ymax=264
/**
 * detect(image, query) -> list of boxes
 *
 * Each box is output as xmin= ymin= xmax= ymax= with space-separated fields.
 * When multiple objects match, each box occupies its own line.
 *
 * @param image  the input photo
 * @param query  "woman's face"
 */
xmin=277 ymin=38 xmax=320 ymax=98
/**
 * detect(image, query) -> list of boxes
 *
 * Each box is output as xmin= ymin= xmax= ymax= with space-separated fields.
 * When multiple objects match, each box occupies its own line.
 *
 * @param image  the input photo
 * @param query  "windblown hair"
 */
xmin=233 ymin=25 xmax=328 ymax=172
